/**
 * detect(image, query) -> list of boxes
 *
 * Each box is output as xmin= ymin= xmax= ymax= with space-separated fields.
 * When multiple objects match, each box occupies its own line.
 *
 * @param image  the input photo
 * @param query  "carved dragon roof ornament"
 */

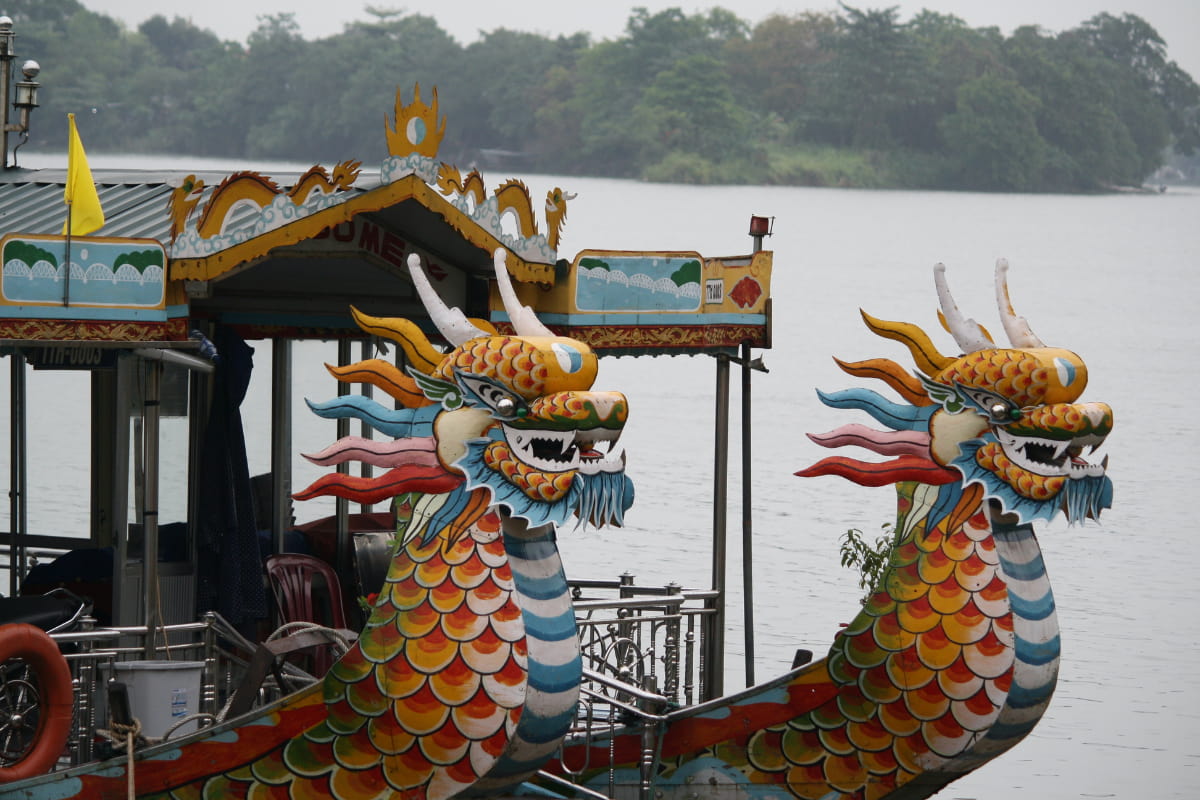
xmin=166 ymin=83 xmax=574 ymax=268
xmin=379 ymin=84 xmax=576 ymax=264
xmin=381 ymin=82 xmax=447 ymax=184
xmin=166 ymin=161 xmax=361 ymax=257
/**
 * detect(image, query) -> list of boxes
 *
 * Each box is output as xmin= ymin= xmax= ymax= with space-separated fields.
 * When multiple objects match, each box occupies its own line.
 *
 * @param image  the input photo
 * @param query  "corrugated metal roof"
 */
xmin=0 ymin=166 xmax=564 ymax=290
xmin=0 ymin=167 xmax=381 ymax=243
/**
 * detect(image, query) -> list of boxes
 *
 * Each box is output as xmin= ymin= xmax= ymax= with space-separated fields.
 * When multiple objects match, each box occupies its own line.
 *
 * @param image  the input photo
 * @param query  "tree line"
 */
xmin=9 ymin=0 xmax=1200 ymax=191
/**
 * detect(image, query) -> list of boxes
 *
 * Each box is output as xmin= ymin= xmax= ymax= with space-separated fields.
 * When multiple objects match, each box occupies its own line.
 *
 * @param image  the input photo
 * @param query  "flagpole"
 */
xmin=63 ymin=205 xmax=71 ymax=306
xmin=61 ymin=110 xmax=104 ymax=300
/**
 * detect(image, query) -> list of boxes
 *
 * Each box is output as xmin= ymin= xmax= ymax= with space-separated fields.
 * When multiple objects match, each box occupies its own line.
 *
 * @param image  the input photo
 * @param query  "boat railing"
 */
xmin=529 ymin=577 xmax=718 ymax=799
xmin=570 ymin=576 xmax=718 ymax=709
xmin=0 ymin=536 xmax=75 ymax=594
xmin=47 ymin=611 xmax=312 ymax=768
xmin=539 ymin=667 xmax=671 ymax=800
xmin=33 ymin=572 xmax=715 ymax=785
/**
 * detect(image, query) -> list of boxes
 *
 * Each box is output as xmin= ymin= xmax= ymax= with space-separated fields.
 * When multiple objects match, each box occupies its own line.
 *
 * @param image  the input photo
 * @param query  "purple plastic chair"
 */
xmin=264 ymin=553 xmax=349 ymax=675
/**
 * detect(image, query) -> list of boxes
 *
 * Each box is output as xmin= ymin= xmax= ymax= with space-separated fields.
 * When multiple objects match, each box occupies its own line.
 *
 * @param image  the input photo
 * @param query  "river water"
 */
xmin=4 ymin=157 xmax=1198 ymax=798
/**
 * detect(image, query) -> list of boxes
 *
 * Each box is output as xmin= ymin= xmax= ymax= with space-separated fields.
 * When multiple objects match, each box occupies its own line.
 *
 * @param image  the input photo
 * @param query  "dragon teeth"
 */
xmin=502 ymin=424 xmax=625 ymax=475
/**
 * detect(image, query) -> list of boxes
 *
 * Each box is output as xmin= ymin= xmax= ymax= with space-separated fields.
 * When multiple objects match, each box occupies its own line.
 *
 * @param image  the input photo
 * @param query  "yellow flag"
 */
xmin=62 ymin=113 xmax=105 ymax=236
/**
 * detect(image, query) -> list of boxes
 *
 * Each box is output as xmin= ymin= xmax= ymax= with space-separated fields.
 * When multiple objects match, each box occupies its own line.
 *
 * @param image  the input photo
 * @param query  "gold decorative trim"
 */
xmin=493 ymin=322 xmax=769 ymax=352
xmin=0 ymin=317 xmax=189 ymax=343
xmin=169 ymin=177 xmax=554 ymax=286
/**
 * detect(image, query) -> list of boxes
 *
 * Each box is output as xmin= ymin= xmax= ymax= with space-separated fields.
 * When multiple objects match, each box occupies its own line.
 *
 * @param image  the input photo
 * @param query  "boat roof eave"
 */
xmin=168 ymin=175 xmax=556 ymax=287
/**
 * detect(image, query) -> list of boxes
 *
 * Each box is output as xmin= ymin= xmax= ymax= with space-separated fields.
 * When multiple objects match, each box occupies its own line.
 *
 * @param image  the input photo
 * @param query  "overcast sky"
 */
xmin=82 ymin=0 xmax=1200 ymax=82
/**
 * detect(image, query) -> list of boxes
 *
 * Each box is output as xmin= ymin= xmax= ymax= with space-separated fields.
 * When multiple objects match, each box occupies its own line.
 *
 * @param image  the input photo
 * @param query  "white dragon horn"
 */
xmin=406 ymin=253 xmax=488 ymax=346
xmin=545 ymin=190 xmax=578 ymax=211
xmin=934 ymin=263 xmax=993 ymax=353
xmin=493 ymin=248 xmax=554 ymax=337
xmin=995 ymin=259 xmax=1045 ymax=348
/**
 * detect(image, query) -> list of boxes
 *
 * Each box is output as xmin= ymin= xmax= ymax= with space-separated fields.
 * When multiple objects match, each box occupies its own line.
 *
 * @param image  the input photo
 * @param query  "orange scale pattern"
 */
xmin=367 ymin=712 xmax=416 ymax=756
xmin=464 ymin=574 xmax=511 ymax=618
xmin=780 ymin=728 xmax=825 ymax=766
xmin=243 ymin=749 xmax=288 ymax=785
xmin=428 ymin=656 xmax=482 ymax=707
xmin=332 ymin=728 xmax=380 ymax=770
xmin=985 ymin=671 xmax=1013 ymax=708
xmin=362 ymin=620 xmax=409 ymax=663
xmin=178 ymin=522 xmax=526 ymax=800
xmin=885 ymin=650 xmax=935 ymax=693
xmin=482 ymin=441 xmax=575 ymax=502
xmin=969 ymin=575 xmax=1008 ymax=618
xmin=952 ymin=552 xmax=996 ymax=593
xmin=976 ymin=442 xmax=1065 ymax=501
xmin=434 ymin=338 xmax=550 ymax=399
xmin=927 ymin=578 xmax=970 ymax=615
xmin=916 ymin=547 xmax=956 ymax=585
xmin=731 ymin=500 xmax=1018 ymax=799
xmin=935 ymin=657 xmax=983 ymax=701
xmin=837 ymin=683 xmax=878 ymax=721
xmin=937 ymin=351 xmax=1050 ymax=407
xmin=952 ymin=687 xmax=1001 ymax=732
xmin=964 ymin=630 xmax=1012 ymax=679
xmin=428 ymin=581 xmax=465 ymax=614
xmin=389 ymin=574 xmax=429 ymax=612
xmin=449 ymin=554 xmax=491 ymax=590
xmin=944 ymin=600 xmax=991 ymax=645
xmin=872 ymin=610 xmax=915 ymax=651
xmin=748 ymin=728 xmax=790 ymax=772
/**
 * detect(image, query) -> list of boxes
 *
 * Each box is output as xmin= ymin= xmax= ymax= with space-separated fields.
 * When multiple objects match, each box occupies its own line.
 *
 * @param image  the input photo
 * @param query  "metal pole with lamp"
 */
xmin=0 ymin=16 xmax=42 ymax=169
xmin=741 ymin=215 xmax=772 ymax=687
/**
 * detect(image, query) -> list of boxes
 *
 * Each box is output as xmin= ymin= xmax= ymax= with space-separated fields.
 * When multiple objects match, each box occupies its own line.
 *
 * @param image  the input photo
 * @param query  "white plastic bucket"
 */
xmin=103 ymin=660 xmax=205 ymax=738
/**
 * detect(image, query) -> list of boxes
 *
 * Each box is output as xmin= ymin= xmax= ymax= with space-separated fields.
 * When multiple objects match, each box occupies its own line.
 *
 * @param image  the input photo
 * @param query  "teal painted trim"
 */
xmin=0 ymin=305 xmax=167 ymax=321
xmin=491 ymin=311 xmax=767 ymax=327
xmin=165 ymin=304 xmax=189 ymax=319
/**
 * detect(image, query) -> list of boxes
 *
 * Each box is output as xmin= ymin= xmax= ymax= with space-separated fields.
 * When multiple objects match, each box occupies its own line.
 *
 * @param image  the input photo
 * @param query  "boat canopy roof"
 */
xmin=0 ymin=87 xmax=770 ymax=356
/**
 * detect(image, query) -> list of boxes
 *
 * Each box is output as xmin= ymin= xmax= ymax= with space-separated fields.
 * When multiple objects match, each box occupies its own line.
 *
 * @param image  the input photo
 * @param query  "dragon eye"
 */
xmin=987 ymin=400 xmax=1022 ymax=424
xmin=491 ymin=393 xmax=528 ymax=419
xmin=455 ymin=372 xmax=530 ymax=419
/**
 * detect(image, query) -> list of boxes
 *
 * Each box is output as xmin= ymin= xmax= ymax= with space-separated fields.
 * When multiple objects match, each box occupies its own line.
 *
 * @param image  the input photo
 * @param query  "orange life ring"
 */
xmin=0 ymin=623 xmax=73 ymax=783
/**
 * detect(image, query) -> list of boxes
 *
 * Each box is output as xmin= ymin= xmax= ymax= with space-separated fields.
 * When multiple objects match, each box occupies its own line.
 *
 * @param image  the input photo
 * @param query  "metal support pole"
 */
xmin=8 ymin=351 xmax=26 ymax=595
xmin=0 ymin=32 xmax=10 ymax=167
xmin=336 ymin=340 xmax=351 ymax=561
xmin=707 ymin=354 xmax=730 ymax=700
xmin=741 ymin=340 xmax=756 ymax=687
xmin=270 ymin=339 xmax=292 ymax=556
xmin=142 ymin=360 xmax=162 ymax=657
xmin=359 ymin=338 xmax=375 ymax=514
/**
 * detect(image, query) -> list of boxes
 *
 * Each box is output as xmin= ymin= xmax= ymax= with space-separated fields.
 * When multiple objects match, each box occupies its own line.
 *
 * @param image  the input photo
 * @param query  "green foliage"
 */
xmin=641 ymin=151 xmax=716 ymax=184
xmin=839 ymin=523 xmax=895 ymax=604
xmin=669 ymin=261 xmax=702 ymax=285
xmin=806 ymin=4 xmax=922 ymax=148
xmin=940 ymin=75 xmax=1046 ymax=190
xmin=13 ymin=2 xmax=1200 ymax=191
xmin=3 ymin=240 xmax=58 ymax=268
xmin=632 ymin=53 xmax=756 ymax=170
xmin=724 ymin=12 xmax=835 ymax=125
xmin=113 ymin=249 xmax=164 ymax=272
xmin=764 ymin=143 xmax=889 ymax=187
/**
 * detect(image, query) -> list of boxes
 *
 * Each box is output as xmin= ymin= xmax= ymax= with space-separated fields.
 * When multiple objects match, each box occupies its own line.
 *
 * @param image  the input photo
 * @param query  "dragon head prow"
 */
xmin=801 ymin=260 xmax=1113 ymax=526
xmin=299 ymin=249 xmax=633 ymax=534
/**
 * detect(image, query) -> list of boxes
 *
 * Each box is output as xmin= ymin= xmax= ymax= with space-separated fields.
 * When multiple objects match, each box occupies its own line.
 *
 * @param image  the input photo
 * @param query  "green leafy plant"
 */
xmin=839 ymin=523 xmax=894 ymax=603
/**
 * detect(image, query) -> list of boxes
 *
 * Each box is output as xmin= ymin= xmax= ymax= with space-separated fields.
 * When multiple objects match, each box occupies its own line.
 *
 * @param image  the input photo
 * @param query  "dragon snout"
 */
xmin=992 ymin=399 xmax=1113 ymax=483
xmin=583 ymin=391 xmax=629 ymax=427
